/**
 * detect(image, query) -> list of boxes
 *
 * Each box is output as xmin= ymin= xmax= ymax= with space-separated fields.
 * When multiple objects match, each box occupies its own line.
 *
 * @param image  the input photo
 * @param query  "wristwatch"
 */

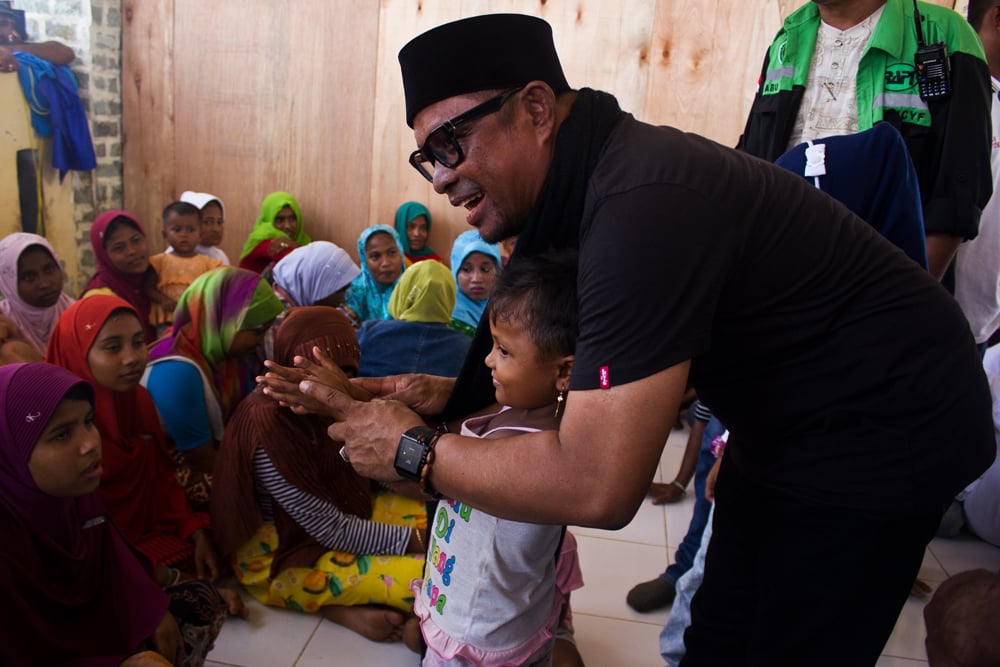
xmin=394 ymin=426 xmax=438 ymax=482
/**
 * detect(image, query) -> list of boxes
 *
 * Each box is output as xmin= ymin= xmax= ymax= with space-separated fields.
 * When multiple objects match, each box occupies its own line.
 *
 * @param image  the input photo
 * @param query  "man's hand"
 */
xmin=0 ymin=46 xmax=18 ymax=73
xmin=300 ymin=380 xmax=424 ymax=482
xmin=350 ymin=374 xmax=455 ymax=416
xmin=705 ymin=455 xmax=723 ymax=502
xmin=647 ymin=481 xmax=686 ymax=505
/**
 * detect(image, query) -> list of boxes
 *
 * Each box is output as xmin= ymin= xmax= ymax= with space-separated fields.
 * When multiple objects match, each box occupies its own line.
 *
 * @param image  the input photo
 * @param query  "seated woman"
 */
xmin=238 ymin=191 xmax=312 ymax=274
xmin=394 ymin=201 xmax=442 ymax=265
xmin=83 ymin=210 xmax=169 ymax=343
xmin=358 ymin=259 xmax=471 ymax=378
xmin=272 ymin=240 xmax=360 ymax=310
xmin=142 ymin=267 xmax=283 ymax=506
xmin=212 ymin=306 xmax=426 ymax=648
xmin=0 ymin=232 xmax=75 ymax=355
xmin=0 ymin=361 xmax=231 ymax=666
xmin=47 ymin=295 xmax=220 ymax=577
xmin=344 ymin=224 xmax=406 ymax=325
xmin=448 ymin=230 xmax=502 ymax=337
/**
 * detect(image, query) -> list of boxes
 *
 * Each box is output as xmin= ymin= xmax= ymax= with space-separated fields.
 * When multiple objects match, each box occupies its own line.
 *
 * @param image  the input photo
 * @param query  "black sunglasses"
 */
xmin=408 ymin=86 xmax=525 ymax=182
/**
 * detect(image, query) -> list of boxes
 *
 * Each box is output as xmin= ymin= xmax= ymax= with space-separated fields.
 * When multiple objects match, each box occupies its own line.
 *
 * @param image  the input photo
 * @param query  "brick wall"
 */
xmin=18 ymin=0 xmax=122 ymax=290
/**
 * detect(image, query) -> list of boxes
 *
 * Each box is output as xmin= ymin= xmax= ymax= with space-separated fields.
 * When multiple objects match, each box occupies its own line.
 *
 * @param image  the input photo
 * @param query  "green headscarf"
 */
xmin=388 ymin=259 xmax=456 ymax=324
xmin=240 ymin=192 xmax=312 ymax=260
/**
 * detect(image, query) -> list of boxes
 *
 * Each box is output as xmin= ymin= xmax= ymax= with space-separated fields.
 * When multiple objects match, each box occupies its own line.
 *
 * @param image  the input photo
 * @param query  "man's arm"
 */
xmin=9 ymin=41 xmax=75 ymax=65
xmin=321 ymin=361 xmax=689 ymax=528
xmin=925 ymin=233 xmax=963 ymax=281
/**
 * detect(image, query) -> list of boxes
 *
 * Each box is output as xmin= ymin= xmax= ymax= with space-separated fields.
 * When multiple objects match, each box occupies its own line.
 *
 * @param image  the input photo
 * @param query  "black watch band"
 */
xmin=394 ymin=425 xmax=438 ymax=482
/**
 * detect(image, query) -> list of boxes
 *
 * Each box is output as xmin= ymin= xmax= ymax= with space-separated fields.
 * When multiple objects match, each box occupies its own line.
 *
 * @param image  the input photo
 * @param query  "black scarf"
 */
xmin=441 ymin=88 xmax=624 ymax=420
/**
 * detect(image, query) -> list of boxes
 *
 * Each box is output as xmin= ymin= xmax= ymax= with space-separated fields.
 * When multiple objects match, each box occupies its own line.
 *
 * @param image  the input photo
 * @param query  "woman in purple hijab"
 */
xmin=0 ymin=362 xmax=230 ymax=665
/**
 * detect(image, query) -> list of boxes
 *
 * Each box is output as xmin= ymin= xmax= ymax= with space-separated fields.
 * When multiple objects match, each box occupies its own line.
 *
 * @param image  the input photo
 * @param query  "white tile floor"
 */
xmin=205 ymin=427 xmax=1000 ymax=667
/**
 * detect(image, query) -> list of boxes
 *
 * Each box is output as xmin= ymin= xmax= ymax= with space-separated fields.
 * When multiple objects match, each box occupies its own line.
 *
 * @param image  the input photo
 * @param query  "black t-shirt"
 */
xmin=570 ymin=116 xmax=994 ymax=514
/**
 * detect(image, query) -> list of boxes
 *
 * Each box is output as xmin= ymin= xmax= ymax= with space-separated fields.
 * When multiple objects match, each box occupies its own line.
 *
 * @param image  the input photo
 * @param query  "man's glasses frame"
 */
xmin=408 ymin=86 xmax=525 ymax=183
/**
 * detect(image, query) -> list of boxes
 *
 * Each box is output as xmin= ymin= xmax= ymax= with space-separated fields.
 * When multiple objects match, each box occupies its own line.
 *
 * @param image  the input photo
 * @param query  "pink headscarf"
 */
xmin=0 ymin=362 xmax=167 ymax=664
xmin=0 ymin=233 xmax=75 ymax=354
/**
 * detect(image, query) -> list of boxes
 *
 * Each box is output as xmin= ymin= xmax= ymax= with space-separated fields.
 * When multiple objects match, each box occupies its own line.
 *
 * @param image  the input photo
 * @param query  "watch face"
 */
xmin=396 ymin=438 xmax=423 ymax=472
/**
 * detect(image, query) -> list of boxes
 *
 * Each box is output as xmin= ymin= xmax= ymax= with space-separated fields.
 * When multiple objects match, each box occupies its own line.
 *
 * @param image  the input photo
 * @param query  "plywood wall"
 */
xmin=122 ymin=0 xmax=957 ymax=265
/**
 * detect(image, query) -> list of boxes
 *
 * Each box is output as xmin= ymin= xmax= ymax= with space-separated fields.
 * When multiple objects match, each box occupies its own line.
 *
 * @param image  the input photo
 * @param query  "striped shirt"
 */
xmin=253 ymin=448 xmax=410 ymax=555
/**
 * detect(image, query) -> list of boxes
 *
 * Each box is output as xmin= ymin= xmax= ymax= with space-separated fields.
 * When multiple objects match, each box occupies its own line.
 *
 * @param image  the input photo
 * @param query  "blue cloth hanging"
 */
xmin=13 ymin=51 xmax=96 ymax=181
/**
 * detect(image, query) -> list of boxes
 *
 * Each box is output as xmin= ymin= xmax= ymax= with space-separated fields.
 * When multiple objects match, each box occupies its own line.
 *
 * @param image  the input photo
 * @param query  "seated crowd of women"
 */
xmin=0 ymin=195 xmax=505 ymax=666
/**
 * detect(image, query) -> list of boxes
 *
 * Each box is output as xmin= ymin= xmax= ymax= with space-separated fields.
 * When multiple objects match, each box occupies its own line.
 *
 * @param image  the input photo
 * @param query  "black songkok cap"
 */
xmin=398 ymin=14 xmax=571 ymax=128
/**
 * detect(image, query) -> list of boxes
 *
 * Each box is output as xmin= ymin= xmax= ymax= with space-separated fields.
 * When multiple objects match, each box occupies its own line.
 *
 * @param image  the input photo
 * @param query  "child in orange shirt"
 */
xmin=149 ymin=201 xmax=223 ymax=328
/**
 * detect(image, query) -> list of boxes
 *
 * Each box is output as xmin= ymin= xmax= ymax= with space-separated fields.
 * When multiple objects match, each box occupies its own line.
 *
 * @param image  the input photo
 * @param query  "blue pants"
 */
xmin=662 ymin=416 xmax=724 ymax=584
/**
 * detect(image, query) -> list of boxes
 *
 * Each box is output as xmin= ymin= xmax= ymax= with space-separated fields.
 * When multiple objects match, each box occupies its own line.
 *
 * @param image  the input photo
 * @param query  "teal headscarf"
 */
xmin=240 ymin=192 xmax=312 ymax=260
xmin=345 ymin=225 xmax=406 ymax=323
xmin=394 ymin=201 xmax=436 ymax=260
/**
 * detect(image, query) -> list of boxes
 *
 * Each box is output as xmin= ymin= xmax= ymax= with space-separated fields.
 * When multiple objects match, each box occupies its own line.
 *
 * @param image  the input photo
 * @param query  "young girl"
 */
xmin=143 ymin=267 xmax=283 ymax=505
xmin=448 ymin=230 xmax=502 ymax=337
xmin=415 ymin=251 xmax=584 ymax=666
xmin=149 ymin=201 xmax=224 ymax=328
xmin=47 ymin=295 xmax=219 ymax=576
xmin=212 ymin=307 xmax=426 ymax=649
xmin=344 ymin=224 xmax=406 ymax=325
xmin=0 ymin=232 xmax=75 ymax=355
xmin=179 ymin=191 xmax=230 ymax=265
xmin=0 ymin=361 xmax=230 ymax=666
xmin=395 ymin=201 xmax=443 ymax=265
xmin=83 ymin=210 xmax=171 ymax=343
xmin=239 ymin=191 xmax=312 ymax=274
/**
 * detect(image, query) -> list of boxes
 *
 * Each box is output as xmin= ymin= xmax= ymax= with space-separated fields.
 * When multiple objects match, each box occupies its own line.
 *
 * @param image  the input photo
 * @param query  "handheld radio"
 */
xmin=912 ymin=0 xmax=951 ymax=101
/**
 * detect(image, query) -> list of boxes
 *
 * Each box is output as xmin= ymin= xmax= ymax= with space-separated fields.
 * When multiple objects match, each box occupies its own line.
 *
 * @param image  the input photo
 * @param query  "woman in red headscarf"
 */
xmin=83 ymin=210 xmax=172 ymax=343
xmin=47 ymin=294 xmax=218 ymax=576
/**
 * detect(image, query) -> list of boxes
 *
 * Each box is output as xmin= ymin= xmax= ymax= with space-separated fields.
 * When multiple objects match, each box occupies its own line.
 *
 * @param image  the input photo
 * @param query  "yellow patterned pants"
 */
xmin=233 ymin=491 xmax=426 ymax=614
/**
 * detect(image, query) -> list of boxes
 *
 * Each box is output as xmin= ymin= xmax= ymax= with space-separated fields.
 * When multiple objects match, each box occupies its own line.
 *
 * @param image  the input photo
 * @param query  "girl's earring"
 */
xmin=554 ymin=390 xmax=566 ymax=419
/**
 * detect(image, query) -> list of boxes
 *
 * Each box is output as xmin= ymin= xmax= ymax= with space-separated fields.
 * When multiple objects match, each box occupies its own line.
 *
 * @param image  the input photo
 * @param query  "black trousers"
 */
xmin=681 ymin=455 xmax=944 ymax=667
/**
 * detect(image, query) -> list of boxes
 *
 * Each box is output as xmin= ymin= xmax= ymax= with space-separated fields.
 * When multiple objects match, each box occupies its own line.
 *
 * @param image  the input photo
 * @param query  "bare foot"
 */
xmin=322 ymin=605 xmax=406 ymax=642
xmin=217 ymin=587 xmax=249 ymax=619
xmin=402 ymin=615 xmax=422 ymax=653
xmin=553 ymin=637 xmax=586 ymax=667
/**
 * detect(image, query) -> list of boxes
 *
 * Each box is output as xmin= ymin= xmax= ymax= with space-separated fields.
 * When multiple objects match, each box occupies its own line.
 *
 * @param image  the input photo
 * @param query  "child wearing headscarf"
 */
xmin=448 ymin=230 xmax=502 ymax=337
xmin=0 ymin=361 xmax=233 ymax=666
xmin=178 ymin=190 xmax=230 ymax=264
xmin=46 ymin=295 xmax=217 ymax=572
xmin=83 ymin=210 xmax=171 ymax=343
xmin=394 ymin=201 xmax=442 ymax=265
xmin=0 ymin=232 xmax=75 ymax=354
xmin=143 ymin=268 xmax=283 ymax=504
xmin=272 ymin=240 xmax=361 ymax=310
xmin=212 ymin=306 xmax=426 ymax=647
xmin=344 ymin=224 xmax=406 ymax=325
xmin=238 ymin=191 xmax=312 ymax=274
xmin=357 ymin=260 xmax=471 ymax=377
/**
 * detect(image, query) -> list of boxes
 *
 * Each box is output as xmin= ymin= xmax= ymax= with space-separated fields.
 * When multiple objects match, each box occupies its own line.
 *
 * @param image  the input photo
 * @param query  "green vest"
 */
xmin=760 ymin=0 xmax=986 ymax=129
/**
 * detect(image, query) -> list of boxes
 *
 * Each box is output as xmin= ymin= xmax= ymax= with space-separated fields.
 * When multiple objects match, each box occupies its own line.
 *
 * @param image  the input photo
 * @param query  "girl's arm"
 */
xmin=254 ymin=448 xmax=421 ymax=554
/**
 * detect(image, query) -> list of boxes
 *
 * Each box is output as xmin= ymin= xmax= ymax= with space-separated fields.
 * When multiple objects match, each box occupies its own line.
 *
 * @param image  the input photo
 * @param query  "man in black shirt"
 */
xmin=291 ymin=14 xmax=994 ymax=665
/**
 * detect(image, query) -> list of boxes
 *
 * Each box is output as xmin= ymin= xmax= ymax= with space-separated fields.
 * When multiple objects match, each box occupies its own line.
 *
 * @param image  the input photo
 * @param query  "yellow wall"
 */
xmin=0 ymin=73 xmax=80 ymax=293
